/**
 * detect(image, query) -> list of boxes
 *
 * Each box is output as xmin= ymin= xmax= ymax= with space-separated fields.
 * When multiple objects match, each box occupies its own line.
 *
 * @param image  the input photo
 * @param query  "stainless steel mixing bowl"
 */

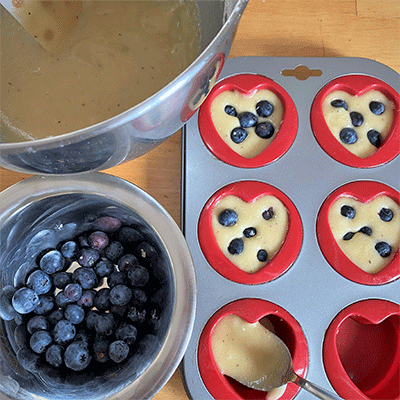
xmin=0 ymin=173 xmax=196 ymax=399
xmin=0 ymin=0 xmax=248 ymax=174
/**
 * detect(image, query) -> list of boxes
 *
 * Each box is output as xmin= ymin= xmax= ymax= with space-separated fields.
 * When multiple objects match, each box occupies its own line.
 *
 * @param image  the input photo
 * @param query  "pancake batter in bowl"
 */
xmin=0 ymin=1 xmax=200 ymax=142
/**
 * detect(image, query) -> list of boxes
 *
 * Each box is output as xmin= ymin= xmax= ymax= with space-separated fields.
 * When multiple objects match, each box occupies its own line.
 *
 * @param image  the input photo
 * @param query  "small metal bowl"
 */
xmin=0 ymin=172 xmax=196 ymax=400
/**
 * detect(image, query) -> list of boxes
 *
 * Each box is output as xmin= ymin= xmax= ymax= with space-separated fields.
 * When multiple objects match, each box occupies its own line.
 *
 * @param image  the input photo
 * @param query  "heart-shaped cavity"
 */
xmin=198 ymin=181 xmax=303 ymax=284
xmin=198 ymin=298 xmax=309 ymax=400
xmin=317 ymin=180 xmax=400 ymax=285
xmin=311 ymin=75 xmax=400 ymax=168
xmin=198 ymin=74 xmax=298 ymax=168
xmin=323 ymin=299 xmax=400 ymax=400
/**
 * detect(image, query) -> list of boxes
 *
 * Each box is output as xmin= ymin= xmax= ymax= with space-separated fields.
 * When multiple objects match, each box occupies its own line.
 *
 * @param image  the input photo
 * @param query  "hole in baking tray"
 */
xmin=281 ymin=65 xmax=322 ymax=81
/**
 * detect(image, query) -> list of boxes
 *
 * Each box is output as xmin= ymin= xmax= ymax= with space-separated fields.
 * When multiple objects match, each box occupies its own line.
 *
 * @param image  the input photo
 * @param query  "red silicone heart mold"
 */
xmin=323 ymin=299 xmax=400 ymax=400
xmin=198 ymin=74 xmax=298 ymax=168
xmin=198 ymin=180 xmax=303 ymax=284
xmin=310 ymin=74 xmax=400 ymax=168
xmin=198 ymin=298 xmax=309 ymax=400
xmin=317 ymin=180 xmax=400 ymax=285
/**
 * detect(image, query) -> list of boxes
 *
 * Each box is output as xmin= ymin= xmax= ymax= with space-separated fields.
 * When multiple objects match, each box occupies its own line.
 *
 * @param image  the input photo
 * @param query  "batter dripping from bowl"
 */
xmin=0 ymin=0 xmax=201 ymax=142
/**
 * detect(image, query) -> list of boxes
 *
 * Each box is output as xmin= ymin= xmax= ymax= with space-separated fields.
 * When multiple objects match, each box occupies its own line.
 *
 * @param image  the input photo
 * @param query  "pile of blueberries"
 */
xmin=331 ymin=99 xmax=386 ymax=147
xmin=0 ymin=216 xmax=164 ymax=372
xmin=224 ymin=100 xmax=276 ymax=144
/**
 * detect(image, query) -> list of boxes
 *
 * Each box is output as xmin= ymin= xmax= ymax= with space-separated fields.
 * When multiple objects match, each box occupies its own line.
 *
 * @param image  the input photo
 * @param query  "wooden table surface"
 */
xmin=0 ymin=0 xmax=399 ymax=399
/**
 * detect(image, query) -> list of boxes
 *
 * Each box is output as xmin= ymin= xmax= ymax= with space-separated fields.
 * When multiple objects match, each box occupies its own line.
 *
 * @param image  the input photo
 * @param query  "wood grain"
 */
xmin=0 ymin=1 xmax=399 ymax=399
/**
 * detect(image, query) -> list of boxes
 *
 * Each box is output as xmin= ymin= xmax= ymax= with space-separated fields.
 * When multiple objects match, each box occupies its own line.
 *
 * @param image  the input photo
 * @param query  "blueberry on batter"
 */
xmin=255 ymin=121 xmax=275 ymax=139
xmin=228 ymin=238 xmax=244 ymax=255
xmin=379 ymin=207 xmax=393 ymax=222
xmin=340 ymin=128 xmax=358 ymax=144
xmin=218 ymin=209 xmax=238 ymax=227
xmin=224 ymin=105 xmax=237 ymax=117
xmin=369 ymin=101 xmax=385 ymax=115
xmin=375 ymin=242 xmax=391 ymax=257
xmin=330 ymin=99 xmax=348 ymax=110
xmin=231 ymin=127 xmax=248 ymax=144
xmin=243 ymin=227 xmax=257 ymax=238
xmin=238 ymin=112 xmax=258 ymax=128
xmin=256 ymin=100 xmax=274 ymax=118
xmin=262 ymin=207 xmax=274 ymax=220
xmin=340 ymin=205 xmax=356 ymax=219
xmin=350 ymin=111 xmax=364 ymax=127
xmin=256 ymin=249 xmax=268 ymax=262
xmin=367 ymin=129 xmax=382 ymax=147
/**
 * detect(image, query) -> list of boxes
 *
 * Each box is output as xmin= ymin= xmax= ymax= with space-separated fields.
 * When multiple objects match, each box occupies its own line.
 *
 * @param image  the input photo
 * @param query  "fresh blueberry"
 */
xmin=95 ymin=313 xmax=116 ymax=336
xmin=94 ymin=259 xmax=115 ymax=278
xmin=350 ymin=111 xmax=364 ymax=127
xmin=359 ymin=226 xmax=372 ymax=236
xmin=65 ymin=304 xmax=85 ymax=325
xmin=238 ymin=111 xmax=258 ymax=128
xmin=88 ymin=231 xmax=109 ymax=251
xmin=27 ymin=270 xmax=52 ymax=295
xmin=55 ymin=291 xmax=73 ymax=308
xmin=54 ymin=320 xmax=76 ymax=344
xmin=130 ymin=288 xmax=148 ymax=308
xmin=93 ymin=288 xmax=111 ymax=311
xmin=40 ymin=250 xmax=65 ymax=274
xmin=339 ymin=128 xmax=358 ymax=144
xmin=78 ymin=248 xmax=100 ymax=268
xmin=64 ymin=341 xmax=91 ymax=371
xmin=343 ymin=232 xmax=355 ymax=241
xmin=93 ymin=338 xmax=110 ymax=363
xmin=118 ymin=254 xmax=139 ymax=274
xmin=256 ymin=100 xmax=274 ymax=118
xmin=255 ymin=121 xmax=274 ymax=139
xmin=46 ymin=344 xmax=63 ymax=367
xmin=379 ymin=207 xmax=393 ymax=222
xmin=340 ymin=205 xmax=356 ymax=219
xmin=85 ymin=310 xmax=99 ymax=330
xmin=224 ymin=105 xmax=237 ymax=117
xmin=30 ymin=330 xmax=52 ymax=354
xmin=74 ymin=328 xmax=91 ymax=345
xmin=0 ymin=285 xmax=18 ymax=321
xmin=108 ymin=340 xmax=129 ymax=363
xmin=116 ymin=323 xmax=137 ymax=345
xmin=257 ymin=249 xmax=268 ymax=262
xmin=369 ymin=101 xmax=385 ymax=115
xmin=92 ymin=216 xmax=122 ymax=233
xmin=105 ymin=241 xmax=124 ymax=263
xmin=117 ymin=226 xmax=145 ymax=245
xmin=262 ymin=207 xmax=274 ymax=220
xmin=53 ymin=271 xmax=72 ymax=289
xmin=128 ymin=266 xmax=150 ymax=287
xmin=375 ymin=242 xmax=391 ymax=258
xmin=243 ymin=227 xmax=257 ymax=238
xmin=110 ymin=285 xmax=132 ymax=307
xmin=77 ymin=289 xmax=96 ymax=308
xmin=34 ymin=294 xmax=54 ymax=315
xmin=27 ymin=315 xmax=49 ymax=334
xmin=64 ymin=283 xmax=83 ymax=302
xmin=330 ymin=99 xmax=348 ymax=110
xmin=228 ymin=238 xmax=244 ymax=255
xmin=230 ymin=127 xmax=248 ymax=144
xmin=12 ymin=287 xmax=40 ymax=314
xmin=367 ymin=129 xmax=382 ymax=147
xmin=218 ymin=209 xmax=238 ymax=227
xmin=107 ymin=271 xmax=128 ymax=288
xmin=136 ymin=242 xmax=159 ymax=267
xmin=60 ymin=241 xmax=79 ymax=261
xmin=73 ymin=267 xmax=97 ymax=289
xmin=127 ymin=307 xmax=146 ymax=325
xmin=76 ymin=234 xmax=90 ymax=248
xmin=48 ymin=309 xmax=64 ymax=326
xmin=111 ymin=304 xmax=128 ymax=320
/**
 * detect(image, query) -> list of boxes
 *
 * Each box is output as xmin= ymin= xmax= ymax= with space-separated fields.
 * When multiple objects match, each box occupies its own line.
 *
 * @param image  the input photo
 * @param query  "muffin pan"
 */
xmin=181 ymin=57 xmax=399 ymax=400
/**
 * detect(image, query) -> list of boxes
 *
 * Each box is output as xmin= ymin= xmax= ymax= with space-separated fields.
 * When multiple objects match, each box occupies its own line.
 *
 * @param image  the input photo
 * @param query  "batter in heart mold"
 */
xmin=1 ymin=1 xmax=200 ymax=142
xmin=328 ymin=195 xmax=400 ymax=274
xmin=210 ymin=89 xmax=284 ymax=158
xmin=211 ymin=195 xmax=288 ymax=273
xmin=322 ymin=90 xmax=394 ymax=158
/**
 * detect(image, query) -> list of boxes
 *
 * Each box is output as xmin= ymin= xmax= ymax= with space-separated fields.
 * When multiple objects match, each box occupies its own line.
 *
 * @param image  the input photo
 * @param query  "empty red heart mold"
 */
xmin=198 ymin=180 xmax=303 ymax=284
xmin=198 ymin=298 xmax=309 ymax=400
xmin=310 ymin=74 xmax=400 ymax=168
xmin=317 ymin=180 xmax=400 ymax=285
xmin=323 ymin=299 xmax=400 ymax=400
xmin=198 ymin=73 xmax=298 ymax=168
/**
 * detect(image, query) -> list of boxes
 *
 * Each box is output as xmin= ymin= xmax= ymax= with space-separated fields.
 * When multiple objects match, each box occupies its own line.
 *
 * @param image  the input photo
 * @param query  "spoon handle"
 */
xmin=293 ymin=375 xmax=343 ymax=400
